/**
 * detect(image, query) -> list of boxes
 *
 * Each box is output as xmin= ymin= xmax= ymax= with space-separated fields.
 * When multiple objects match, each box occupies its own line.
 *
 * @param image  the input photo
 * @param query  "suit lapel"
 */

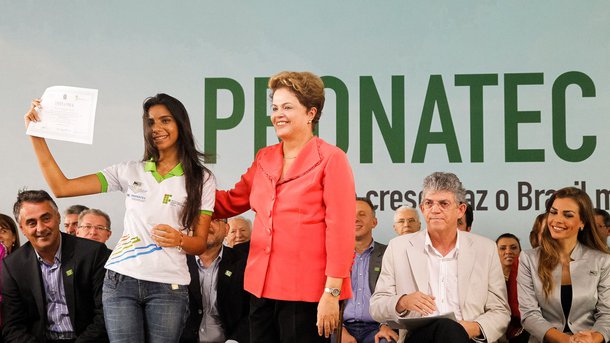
xmin=25 ymin=245 xmax=46 ymax=322
xmin=407 ymin=232 xmax=429 ymax=292
xmin=60 ymin=235 xmax=77 ymax=328
xmin=457 ymin=233 xmax=475 ymax=308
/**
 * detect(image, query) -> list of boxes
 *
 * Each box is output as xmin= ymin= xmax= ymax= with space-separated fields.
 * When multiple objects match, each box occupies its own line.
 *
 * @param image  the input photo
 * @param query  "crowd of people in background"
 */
xmin=1 ymin=71 xmax=609 ymax=343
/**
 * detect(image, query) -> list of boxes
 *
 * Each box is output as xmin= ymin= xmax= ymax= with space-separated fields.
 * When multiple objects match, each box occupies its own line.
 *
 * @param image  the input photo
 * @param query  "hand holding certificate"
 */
xmin=26 ymin=86 xmax=98 ymax=144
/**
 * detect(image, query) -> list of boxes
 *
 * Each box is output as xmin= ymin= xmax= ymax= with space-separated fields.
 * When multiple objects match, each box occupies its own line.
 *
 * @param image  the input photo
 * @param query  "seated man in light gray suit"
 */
xmin=370 ymin=172 xmax=510 ymax=343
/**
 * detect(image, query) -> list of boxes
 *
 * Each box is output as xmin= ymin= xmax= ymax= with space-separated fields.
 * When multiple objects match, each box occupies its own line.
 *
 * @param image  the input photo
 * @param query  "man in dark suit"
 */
xmin=2 ymin=190 xmax=109 ymax=343
xmin=338 ymin=197 xmax=398 ymax=343
xmin=180 ymin=218 xmax=249 ymax=343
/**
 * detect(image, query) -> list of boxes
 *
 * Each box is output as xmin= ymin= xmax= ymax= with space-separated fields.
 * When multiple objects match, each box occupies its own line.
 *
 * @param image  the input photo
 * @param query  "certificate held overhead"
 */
xmin=26 ymin=86 xmax=98 ymax=144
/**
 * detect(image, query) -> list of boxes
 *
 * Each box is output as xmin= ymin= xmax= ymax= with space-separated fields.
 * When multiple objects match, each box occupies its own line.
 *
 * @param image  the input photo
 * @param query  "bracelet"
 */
xmin=177 ymin=233 xmax=184 ymax=252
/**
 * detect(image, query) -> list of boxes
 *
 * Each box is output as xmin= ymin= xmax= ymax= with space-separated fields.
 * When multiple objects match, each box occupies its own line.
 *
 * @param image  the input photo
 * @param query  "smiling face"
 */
xmin=147 ymin=104 xmax=179 ymax=153
xmin=228 ymin=218 xmax=251 ymax=245
xmin=0 ymin=225 xmax=17 ymax=252
xmin=76 ymin=213 xmax=111 ymax=243
xmin=18 ymin=201 xmax=61 ymax=256
xmin=270 ymin=87 xmax=315 ymax=142
xmin=547 ymin=197 xmax=583 ymax=244
xmin=355 ymin=200 xmax=377 ymax=242
xmin=420 ymin=191 xmax=465 ymax=234
xmin=497 ymin=237 xmax=521 ymax=268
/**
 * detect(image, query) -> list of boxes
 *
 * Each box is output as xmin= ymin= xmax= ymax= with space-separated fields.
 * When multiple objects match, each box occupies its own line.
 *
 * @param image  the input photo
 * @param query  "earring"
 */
xmin=307 ymin=120 xmax=312 ymax=124
xmin=579 ymin=227 xmax=583 ymax=231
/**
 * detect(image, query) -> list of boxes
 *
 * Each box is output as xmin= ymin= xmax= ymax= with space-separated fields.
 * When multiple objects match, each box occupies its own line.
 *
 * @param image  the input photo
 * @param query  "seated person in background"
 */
xmin=0 ymin=213 xmax=21 ymax=254
xmin=338 ymin=197 xmax=398 ymax=343
xmin=529 ymin=213 xmax=547 ymax=249
xmin=76 ymin=208 xmax=112 ymax=244
xmin=457 ymin=203 xmax=473 ymax=232
xmin=496 ymin=233 xmax=529 ymax=343
xmin=392 ymin=206 xmax=421 ymax=235
xmin=63 ymin=204 xmax=89 ymax=235
xmin=2 ymin=190 xmax=109 ymax=342
xmin=518 ymin=187 xmax=610 ymax=343
xmin=180 ymin=217 xmax=249 ymax=343
xmin=370 ymin=172 xmax=509 ymax=343
xmin=226 ymin=216 xmax=252 ymax=247
xmin=594 ymin=208 xmax=610 ymax=245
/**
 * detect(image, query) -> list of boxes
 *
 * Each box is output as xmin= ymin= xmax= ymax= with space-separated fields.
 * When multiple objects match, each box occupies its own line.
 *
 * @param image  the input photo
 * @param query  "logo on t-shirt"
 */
xmin=162 ymin=193 xmax=185 ymax=208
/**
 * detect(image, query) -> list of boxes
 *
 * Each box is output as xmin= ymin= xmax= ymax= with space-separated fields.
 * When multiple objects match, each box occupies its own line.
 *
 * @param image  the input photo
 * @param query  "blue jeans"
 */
xmin=102 ymin=270 xmax=189 ymax=343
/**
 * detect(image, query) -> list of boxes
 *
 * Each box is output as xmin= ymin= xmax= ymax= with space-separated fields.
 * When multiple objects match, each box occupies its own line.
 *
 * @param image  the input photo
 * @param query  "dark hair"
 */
xmin=538 ymin=187 xmax=609 ymax=298
xmin=13 ymin=189 xmax=59 ymax=223
xmin=142 ymin=94 xmax=211 ymax=230
xmin=529 ymin=212 xmax=546 ymax=248
xmin=464 ymin=203 xmax=474 ymax=227
xmin=356 ymin=196 xmax=376 ymax=217
xmin=268 ymin=71 xmax=325 ymax=131
xmin=594 ymin=208 xmax=610 ymax=227
xmin=0 ymin=213 xmax=21 ymax=251
xmin=65 ymin=204 xmax=89 ymax=216
xmin=496 ymin=233 xmax=521 ymax=251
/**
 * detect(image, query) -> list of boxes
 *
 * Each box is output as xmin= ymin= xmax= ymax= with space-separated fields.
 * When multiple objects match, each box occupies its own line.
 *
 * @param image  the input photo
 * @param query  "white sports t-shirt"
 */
xmin=97 ymin=160 xmax=216 ymax=285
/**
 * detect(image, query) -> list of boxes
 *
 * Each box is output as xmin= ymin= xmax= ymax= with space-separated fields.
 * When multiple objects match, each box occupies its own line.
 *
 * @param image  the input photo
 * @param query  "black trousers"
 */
xmin=249 ymin=296 xmax=330 ymax=343
xmin=405 ymin=318 xmax=471 ymax=343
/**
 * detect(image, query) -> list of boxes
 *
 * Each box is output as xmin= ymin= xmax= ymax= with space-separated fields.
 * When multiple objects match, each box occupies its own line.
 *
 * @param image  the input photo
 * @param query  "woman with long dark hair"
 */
xmin=518 ymin=187 xmax=610 ymax=343
xmin=24 ymin=93 xmax=215 ymax=342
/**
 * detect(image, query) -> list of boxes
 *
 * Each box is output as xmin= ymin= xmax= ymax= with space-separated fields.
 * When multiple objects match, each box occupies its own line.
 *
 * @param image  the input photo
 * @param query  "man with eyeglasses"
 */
xmin=392 ymin=206 xmax=422 ymax=235
xmin=370 ymin=172 xmax=509 ymax=343
xmin=76 ymin=209 xmax=112 ymax=244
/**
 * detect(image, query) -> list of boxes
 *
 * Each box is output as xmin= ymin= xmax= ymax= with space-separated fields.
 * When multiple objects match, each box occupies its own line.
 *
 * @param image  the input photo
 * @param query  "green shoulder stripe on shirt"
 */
xmin=200 ymin=210 xmax=213 ymax=216
xmin=96 ymin=172 xmax=108 ymax=193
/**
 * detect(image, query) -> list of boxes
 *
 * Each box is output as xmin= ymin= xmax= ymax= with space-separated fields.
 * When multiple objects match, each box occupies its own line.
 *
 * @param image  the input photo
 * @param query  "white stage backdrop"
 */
xmin=1 ymin=1 xmax=609 ymax=248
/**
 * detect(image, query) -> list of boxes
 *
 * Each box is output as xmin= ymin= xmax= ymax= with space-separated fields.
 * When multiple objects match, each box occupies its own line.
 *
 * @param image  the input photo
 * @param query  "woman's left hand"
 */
xmin=151 ymin=224 xmax=182 ymax=248
xmin=316 ymin=293 xmax=340 ymax=338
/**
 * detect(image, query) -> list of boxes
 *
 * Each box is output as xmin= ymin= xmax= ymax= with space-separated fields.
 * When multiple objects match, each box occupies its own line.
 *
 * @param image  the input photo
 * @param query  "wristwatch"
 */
xmin=324 ymin=287 xmax=341 ymax=297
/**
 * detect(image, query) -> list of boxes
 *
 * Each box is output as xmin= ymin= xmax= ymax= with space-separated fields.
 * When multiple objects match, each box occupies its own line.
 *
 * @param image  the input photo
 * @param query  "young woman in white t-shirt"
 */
xmin=24 ymin=93 xmax=214 ymax=342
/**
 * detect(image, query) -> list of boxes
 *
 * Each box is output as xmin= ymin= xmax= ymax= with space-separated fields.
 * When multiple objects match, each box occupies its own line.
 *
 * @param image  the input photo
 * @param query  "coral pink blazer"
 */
xmin=215 ymin=137 xmax=355 ymax=302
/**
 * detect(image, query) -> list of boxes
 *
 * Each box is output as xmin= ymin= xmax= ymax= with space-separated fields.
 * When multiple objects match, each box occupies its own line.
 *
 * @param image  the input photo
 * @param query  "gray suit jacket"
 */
xmin=517 ymin=244 xmax=610 ymax=343
xmin=369 ymin=230 xmax=510 ymax=343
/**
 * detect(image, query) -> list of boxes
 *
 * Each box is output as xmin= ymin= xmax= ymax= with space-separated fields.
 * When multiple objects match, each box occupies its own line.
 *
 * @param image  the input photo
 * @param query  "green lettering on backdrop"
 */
xmin=552 ymin=71 xmax=596 ymax=162
xmin=455 ymin=74 xmax=499 ymax=162
xmin=322 ymin=76 xmax=350 ymax=152
xmin=254 ymin=77 xmax=271 ymax=154
xmin=359 ymin=76 xmax=405 ymax=163
xmin=204 ymin=78 xmax=245 ymax=163
xmin=504 ymin=73 xmax=544 ymax=162
xmin=412 ymin=75 xmax=462 ymax=163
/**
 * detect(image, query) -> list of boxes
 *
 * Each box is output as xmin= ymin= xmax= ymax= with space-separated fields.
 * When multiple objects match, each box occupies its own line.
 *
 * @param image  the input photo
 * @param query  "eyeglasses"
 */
xmin=395 ymin=218 xmax=417 ymax=225
xmin=212 ymin=218 xmax=228 ymax=223
xmin=421 ymin=200 xmax=456 ymax=211
xmin=78 ymin=224 xmax=111 ymax=232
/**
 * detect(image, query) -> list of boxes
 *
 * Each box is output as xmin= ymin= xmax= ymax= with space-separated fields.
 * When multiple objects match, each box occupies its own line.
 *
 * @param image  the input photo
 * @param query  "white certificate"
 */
xmin=26 ymin=86 xmax=98 ymax=144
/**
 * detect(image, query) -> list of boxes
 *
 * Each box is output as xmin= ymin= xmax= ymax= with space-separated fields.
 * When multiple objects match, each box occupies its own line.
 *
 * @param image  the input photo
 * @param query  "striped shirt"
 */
xmin=35 ymin=237 xmax=74 ymax=335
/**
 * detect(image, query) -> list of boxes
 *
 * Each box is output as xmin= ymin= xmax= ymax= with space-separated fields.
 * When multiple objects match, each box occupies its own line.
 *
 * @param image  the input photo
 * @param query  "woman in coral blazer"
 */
xmin=215 ymin=71 xmax=356 ymax=343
